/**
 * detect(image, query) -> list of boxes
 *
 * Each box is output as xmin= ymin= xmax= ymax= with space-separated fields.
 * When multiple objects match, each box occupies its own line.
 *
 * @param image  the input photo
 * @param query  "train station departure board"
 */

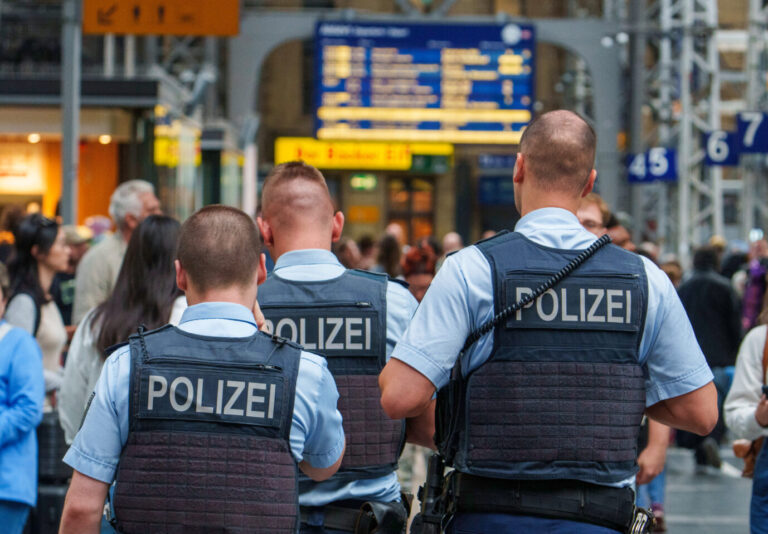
xmin=314 ymin=21 xmax=535 ymax=145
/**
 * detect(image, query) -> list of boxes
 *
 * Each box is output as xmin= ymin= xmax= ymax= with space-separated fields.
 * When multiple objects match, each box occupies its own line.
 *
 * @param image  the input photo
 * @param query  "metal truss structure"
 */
xmin=642 ymin=0 xmax=723 ymax=264
xmin=741 ymin=0 xmax=768 ymax=238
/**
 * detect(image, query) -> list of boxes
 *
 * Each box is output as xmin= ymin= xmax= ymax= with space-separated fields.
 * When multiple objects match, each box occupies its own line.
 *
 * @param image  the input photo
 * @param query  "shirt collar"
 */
xmin=273 ymin=249 xmax=342 ymax=271
xmin=179 ymin=302 xmax=257 ymax=327
xmin=514 ymin=207 xmax=583 ymax=233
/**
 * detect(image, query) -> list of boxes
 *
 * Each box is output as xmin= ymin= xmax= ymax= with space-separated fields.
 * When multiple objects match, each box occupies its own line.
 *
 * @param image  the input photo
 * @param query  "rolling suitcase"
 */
xmin=27 ymin=484 xmax=67 ymax=534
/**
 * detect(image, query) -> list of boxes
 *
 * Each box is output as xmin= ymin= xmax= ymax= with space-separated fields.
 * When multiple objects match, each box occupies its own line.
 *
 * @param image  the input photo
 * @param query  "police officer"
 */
xmin=59 ymin=205 xmax=345 ymax=533
xmin=379 ymin=110 xmax=719 ymax=533
xmin=255 ymin=162 xmax=422 ymax=534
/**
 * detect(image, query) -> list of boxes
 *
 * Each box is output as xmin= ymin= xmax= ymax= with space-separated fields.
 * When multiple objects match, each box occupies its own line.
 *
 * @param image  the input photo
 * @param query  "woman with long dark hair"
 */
xmin=59 ymin=215 xmax=185 ymax=442
xmin=5 ymin=214 xmax=71 ymax=393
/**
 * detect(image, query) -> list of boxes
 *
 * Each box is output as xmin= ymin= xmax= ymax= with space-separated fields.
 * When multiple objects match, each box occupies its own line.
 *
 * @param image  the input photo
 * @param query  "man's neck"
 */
xmin=119 ymin=226 xmax=132 ymax=243
xmin=185 ymin=287 xmax=257 ymax=309
xmin=271 ymin=236 xmax=332 ymax=262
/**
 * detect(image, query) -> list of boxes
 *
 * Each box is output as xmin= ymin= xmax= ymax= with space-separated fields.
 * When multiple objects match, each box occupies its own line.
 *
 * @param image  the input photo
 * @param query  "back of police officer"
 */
xmin=59 ymin=205 xmax=345 ymax=534
xmin=380 ymin=110 xmax=719 ymax=534
xmin=256 ymin=162 xmax=421 ymax=534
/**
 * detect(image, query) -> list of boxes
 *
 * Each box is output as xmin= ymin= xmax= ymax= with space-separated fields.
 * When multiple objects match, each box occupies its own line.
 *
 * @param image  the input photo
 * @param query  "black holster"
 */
xmin=300 ymin=499 xmax=408 ymax=534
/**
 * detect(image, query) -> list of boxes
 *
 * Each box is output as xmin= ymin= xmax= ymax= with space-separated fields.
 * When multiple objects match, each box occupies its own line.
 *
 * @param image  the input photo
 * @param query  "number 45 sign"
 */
xmin=627 ymin=147 xmax=677 ymax=183
xmin=704 ymin=111 xmax=768 ymax=166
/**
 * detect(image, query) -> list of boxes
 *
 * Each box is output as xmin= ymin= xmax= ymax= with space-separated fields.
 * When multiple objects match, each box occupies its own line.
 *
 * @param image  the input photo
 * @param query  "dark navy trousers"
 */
xmin=447 ymin=513 xmax=622 ymax=534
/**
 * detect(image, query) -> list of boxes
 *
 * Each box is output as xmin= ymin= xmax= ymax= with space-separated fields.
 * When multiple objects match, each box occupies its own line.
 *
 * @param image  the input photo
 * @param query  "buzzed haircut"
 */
xmin=177 ymin=205 xmax=261 ymax=291
xmin=519 ymin=110 xmax=596 ymax=193
xmin=261 ymin=161 xmax=334 ymax=230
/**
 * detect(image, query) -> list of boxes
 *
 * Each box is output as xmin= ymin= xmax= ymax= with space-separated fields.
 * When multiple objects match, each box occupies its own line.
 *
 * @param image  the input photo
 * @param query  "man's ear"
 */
xmin=513 ymin=154 xmax=525 ymax=184
xmin=331 ymin=211 xmax=345 ymax=243
xmin=124 ymin=213 xmax=139 ymax=232
xmin=256 ymin=253 xmax=267 ymax=286
xmin=30 ymin=244 xmax=42 ymax=261
xmin=175 ymin=260 xmax=188 ymax=292
xmin=257 ymin=216 xmax=274 ymax=247
xmin=581 ymin=169 xmax=597 ymax=197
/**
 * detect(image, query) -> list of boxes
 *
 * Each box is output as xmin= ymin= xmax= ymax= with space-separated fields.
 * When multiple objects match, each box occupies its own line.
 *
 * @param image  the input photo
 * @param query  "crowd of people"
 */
xmin=0 ymin=109 xmax=763 ymax=534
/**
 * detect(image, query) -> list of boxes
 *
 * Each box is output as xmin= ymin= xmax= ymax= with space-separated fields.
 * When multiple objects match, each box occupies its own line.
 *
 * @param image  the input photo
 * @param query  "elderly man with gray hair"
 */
xmin=72 ymin=180 xmax=161 ymax=323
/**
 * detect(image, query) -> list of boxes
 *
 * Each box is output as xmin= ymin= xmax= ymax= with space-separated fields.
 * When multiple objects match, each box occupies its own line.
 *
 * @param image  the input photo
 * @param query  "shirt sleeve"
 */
xmin=4 ymin=294 xmax=36 ymax=335
xmin=390 ymin=247 xmax=495 ymax=390
xmin=725 ymin=325 xmax=768 ymax=440
xmin=639 ymin=258 xmax=714 ymax=406
xmin=0 ymin=331 xmax=44 ymax=448
xmin=289 ymin=351 xmax=345 ymax=469
xmin=63 ymin=346 xmax=131 ymax=483
xmin=384 ymin=281 xmax=419 ymax=358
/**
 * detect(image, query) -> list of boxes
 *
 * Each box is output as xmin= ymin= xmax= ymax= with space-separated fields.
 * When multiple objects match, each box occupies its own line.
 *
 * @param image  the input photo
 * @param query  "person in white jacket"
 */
xmin=59 ymin=215 xmax=186 ymax=443
xmin=725 ymin=321 xmax=768 ymax=534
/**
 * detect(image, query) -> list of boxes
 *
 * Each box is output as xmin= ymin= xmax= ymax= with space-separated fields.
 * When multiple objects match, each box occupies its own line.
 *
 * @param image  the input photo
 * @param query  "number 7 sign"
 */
xmin=738 ymin=112 xmax=768 ymax=153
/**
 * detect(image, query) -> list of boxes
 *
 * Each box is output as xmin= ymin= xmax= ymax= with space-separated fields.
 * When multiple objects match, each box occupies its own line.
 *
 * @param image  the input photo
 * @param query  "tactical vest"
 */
xmin=438 ymin=232 xmax=648 ymax=486
xmin=259 ymin=269 xmax=405 ymax=482
xmin=112 ymin=325 xmax=301 ymax=534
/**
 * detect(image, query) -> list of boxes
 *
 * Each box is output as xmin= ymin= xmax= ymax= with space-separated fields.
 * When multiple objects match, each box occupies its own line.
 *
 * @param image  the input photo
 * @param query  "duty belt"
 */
xmin=300 ymin=498 xmax=409 ymax=534
xmin=448 ymin=473 xmax=635 ymax=532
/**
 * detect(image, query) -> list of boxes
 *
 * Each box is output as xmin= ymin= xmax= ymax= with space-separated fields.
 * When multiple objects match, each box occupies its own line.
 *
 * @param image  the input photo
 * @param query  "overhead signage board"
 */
xmin=275 ymin=137 xmax=453 ymax=171
xmin=314 ymin=21 xmax=535 ymax=144
xmin=83 ymin=0 xmax=239 ymax=36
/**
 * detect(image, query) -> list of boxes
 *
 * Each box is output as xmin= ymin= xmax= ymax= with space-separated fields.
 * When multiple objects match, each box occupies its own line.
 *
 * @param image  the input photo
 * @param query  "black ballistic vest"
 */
xmin=259 ymin=269 xmax=405 ymax=483
xmin=113 ymin=325 xmax=301 ymax=534
xmin=439 ymin=232 xmax=648 ymax=485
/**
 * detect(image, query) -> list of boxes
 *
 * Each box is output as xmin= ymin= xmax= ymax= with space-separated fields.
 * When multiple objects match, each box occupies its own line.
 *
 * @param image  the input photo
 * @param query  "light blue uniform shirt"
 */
xmin=63 ymin=302 xmax=345 ymax=484
xmin=391 ymin=208 xmax=714 ymax=486
xmin=269 ymin=249 xmax=419 ymax=506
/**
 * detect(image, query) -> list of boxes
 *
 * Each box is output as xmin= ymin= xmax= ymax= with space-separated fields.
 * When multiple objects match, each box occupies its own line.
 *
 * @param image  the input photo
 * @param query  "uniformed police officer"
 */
xmin=379 ymin=110 xmax=719 ymax=534
xmin=59 ymin=205 xmax=345 ymax=534
xmin=255 ymin=162 xmax=423 ymax=534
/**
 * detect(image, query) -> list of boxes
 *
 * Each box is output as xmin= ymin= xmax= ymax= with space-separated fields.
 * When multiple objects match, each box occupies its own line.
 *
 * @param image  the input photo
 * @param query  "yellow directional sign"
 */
xmin=83 ymin=0 xmax=239 ymax=36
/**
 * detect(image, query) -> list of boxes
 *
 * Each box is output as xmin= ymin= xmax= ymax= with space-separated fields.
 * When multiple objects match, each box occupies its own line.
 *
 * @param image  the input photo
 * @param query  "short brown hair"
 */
xmin=519 ymin=110 xmax=596 ymax=193
xmin=580 ymin=193 xmax=611 ymax=226
xmin=177 ymin=205 xmax=261 ymax=291
xmin=260 ymin=161 xmax=335 ymax=231
xmin=262 ymin=161 xmax=329 ymax=214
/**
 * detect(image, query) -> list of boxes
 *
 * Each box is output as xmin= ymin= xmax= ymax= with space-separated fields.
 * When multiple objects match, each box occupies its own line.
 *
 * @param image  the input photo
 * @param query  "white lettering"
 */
xmin=561 ymin=288 xmax=577 ymax=321
xmin=580 ymin=288 xmax=586 ymax=321
xmin=536 ymin=289 xmax=558 ymax=321
xmin=147 ymin=375 xmax=167 ymax=411
xmin=326 ymin=318 xmax=344 ymax=350
xmin=607 ymin=289 xmax=624 ymax=323
xmin=246 ymin=382 xmax=266 ymax=418
xmin=318 ymin=318 xmax=325 ymax=350
xmin=216 ymin=379 xmax=223 ymax=414
xmin=299 ymin=318 xmax=317 ymax=350
xmin=346 ymin=317 xmax=363 ymax=350
xmin=587 ymin=289 xmax=606 ymax=322
xmin=626 ymin=290 xmax=632 ymax=323
xmin=365 ymin=317 xmax=371 ymax=350
xmin=515 ymin=287 xmax=534 ymax=320
xmin=195 ymin=378 xmax=214 ymax=413
xmin=268 ymin=384 xmax=276 ymax=419
xmin=169 ymin=376 xmax=193 ymax=411
xmin=224 ymin=380 xmax=245 ymax=416
xmin=275 ymin=318 xmax=298 ymax=342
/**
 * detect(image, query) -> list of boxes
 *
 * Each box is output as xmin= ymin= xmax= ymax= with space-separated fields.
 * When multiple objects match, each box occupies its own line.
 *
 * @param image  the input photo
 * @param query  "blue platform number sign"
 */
xmin=704 ymin=130 xmax=739 ymax=166
xmin=627 ymin=148 xmax=677 ymax=183
xmin=737 ymin=112 xmax=768 ymax=153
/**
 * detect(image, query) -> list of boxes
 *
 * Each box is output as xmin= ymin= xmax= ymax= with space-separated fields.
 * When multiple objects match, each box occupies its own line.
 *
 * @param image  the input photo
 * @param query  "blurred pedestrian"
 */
xmin=402 ymin=239 xmax=437 ymax=302
xmin=742 ymin=239 xmax=768 ymax=332
xmin=442 ymin=231 xmax=463 ymax=256
xmin=374 ymin=234 xmax=403 ymax=279
xmin=59 ymin=215 xmax=185 ymax=443
xmin=72 ymin=180 xmax=161 ymax=324
xmin=51 ymin=225 xmax=93 ymax=332
xmin=333 ymin=237 xmax=362 ymax=269
xmin=577 ymin=193 xmax=610 ymax=237
xmin=0 ymin=205 xmax=25 ymax=265
xmin=677 ymin=245 xmax=743 ymax=468
xmin=0 ymin=263 xmax=44 ymax=534
xmin=660 ymin=260 xmax=683 ymax=288
xmin=5 ymin=214 xmax=71 ymax=396
xmin=357 ymin=234 xmax=378 ymax=271
xmin=725 ymin=290 xmax=768 ymax=534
